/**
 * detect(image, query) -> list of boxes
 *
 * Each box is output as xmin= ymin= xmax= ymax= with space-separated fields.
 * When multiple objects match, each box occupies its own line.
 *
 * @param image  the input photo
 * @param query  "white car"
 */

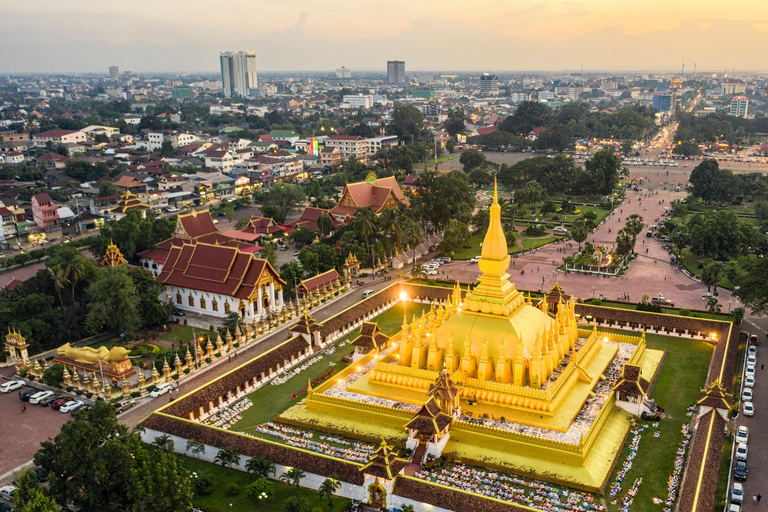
xmin=736 ymin=442 xmax=748 ymax=461
xmin=736 ymin=426 xmax=749 ymax=444
xmin=469 ymin=257 xmax=479 ymax=263
xmin=59 ymin=399 xmax=84 ymax=413
xmin=0 ymin=485 xmax=16 ymax=501
xmin=743 ymin=401 xmax=755 ymax=417
xmin=150 ymin=383 xmax=171 ymax=398
xmin=29 ymin=390 xmax=54 ymax=404
xmin=0 ymin=379 xmax=25 ymax=393
xmin=746 ymin=355 xmax=757 ymax=368
xmin=748 ymin=346 xmax=757 ymax=357
xmin=744 ymin=375 xmax=755 ymax=388
xmin=745 ymin=366 xmax=756 ymax=379
xmin=732 ymin=482 xmax=745 ymax=504
xmin=426 ymin=270 xmax=438 ymax=276
xmin=742 ymin=389 xmax=753 ymax=402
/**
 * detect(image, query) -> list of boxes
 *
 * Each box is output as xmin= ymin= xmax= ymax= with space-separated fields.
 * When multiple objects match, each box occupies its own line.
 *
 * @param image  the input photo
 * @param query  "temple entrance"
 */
xmin=262 ymin=294 xmax=270 ymax=312
xmin=239 ymin=304 xmax=246 ymax=318
xmin=367 ymin=482 xmax=386 ymax=509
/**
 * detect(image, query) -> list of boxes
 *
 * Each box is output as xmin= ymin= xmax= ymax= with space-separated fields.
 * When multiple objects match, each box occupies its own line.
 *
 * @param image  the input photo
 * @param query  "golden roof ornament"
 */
xmin=101 ymin=240 xmax=128 ymax=267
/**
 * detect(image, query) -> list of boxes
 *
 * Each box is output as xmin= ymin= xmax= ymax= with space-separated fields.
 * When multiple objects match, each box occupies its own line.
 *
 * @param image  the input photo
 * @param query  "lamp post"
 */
xmin=541 ymin=277 xmax=545 ymax=294
xmin=728 ymin=299 xmax=733 ymax=314
xmin=592 ymin=286 xmax=596 ymax=299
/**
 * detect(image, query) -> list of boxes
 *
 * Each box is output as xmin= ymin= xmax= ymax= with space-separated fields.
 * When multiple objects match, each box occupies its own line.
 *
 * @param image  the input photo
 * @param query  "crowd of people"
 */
xmin=202 ymin=397 xmax=253 ymax=430
xmin=255 ymin=422 xmax=375 ymax=463
xmin=662 ymin=424 xmax=691 ymax=511
xmin=270 ymin=346 xmax=337 ymax=386
xmin=620 ymin=478 xmax=642 ymax=512
xmin=414 ymin=464 xmax=604 ymax=512
xmin=609 ymin=424 xmax=646 ymax=498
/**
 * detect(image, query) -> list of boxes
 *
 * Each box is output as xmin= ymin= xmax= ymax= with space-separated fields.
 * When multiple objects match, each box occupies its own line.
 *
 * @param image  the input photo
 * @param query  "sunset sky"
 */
xmin=2 ymin=0 xmax=767 ymax=73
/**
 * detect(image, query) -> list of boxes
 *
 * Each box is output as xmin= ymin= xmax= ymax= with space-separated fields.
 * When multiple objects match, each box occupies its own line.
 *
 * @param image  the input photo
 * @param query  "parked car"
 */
xmin=173 ymin=308 xmax=186 ymax=316
xmin=0 ymin=486 xmax=16 ymax=501
xmin=729 ymin=503 xmax=742 ymax=512
xmin=748 ymin=346 xmax=757 ymax=357
xmin=51 ymin=396 xmax=74 ymax=410
xmin=38 ymin=393 xmax=60 ymax=406
xmin=19 ymin=389 xmax=37 ymax=401
xmin=749 ymin=334 xmax=758 ymax=346
xmin=736 ymin=442 xmax=748 ymax=461
xmin=744 ymin=375 xmax=755 ymax=388
xmin=651 ymin=297 xmax=674 ymax=307
xmin=734 ymin=460 xmax=748 ymax=481
xmin=426 ymin=270 xmax=438 ymax=276
xmin=279 ymin=245 xmax=290 ymax=251
xmin=114 ymin=400 xmax=136 ymax=414
xmin=0 ymin=379 xmax=25 ymax=393
xmin=743 ymin=401 xmax=755 ymax=417
xmin=736 ymin=426 xmax=749 ymax=444
xmin=469 ymin=257 xmax=480 ymax=263
xmin=742 ymin=389 xmax=753 ymax=402
xmin=29 ymin=390 xmax=54 ymax=404
xmin=60 ymin=400 xmax=84 ymax=414
xmin=553 ymin=226 xmax=569 ymax=235
xmin=150 ymin=383 xmax=172 ymax=398
xmin=732 ymin=482 xmax=744 ymax=504
xmin=745 ymin=366 xmax=756 ymax=379
xmin=362 ymin=289 xmax=375 ymax=299
xmin=746 ymin=355 xmax=757 ymax=368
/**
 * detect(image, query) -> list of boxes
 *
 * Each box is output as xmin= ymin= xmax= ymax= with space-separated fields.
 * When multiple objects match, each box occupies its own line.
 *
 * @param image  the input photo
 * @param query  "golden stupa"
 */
xmin=382 ymin=181 xmax=578 ymax=389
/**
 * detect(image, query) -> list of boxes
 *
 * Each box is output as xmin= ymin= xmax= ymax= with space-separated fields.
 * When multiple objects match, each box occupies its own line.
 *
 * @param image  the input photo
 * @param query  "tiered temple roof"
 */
xmin=351 ymin=322 xmax=390 ymax=352
xmin=612 ymin=364 xmax=651 ymax=398
xmin=359 ymin=440 xmax=409 ymax=480
xmin=100 ymin=241 xmax=128 ymax=267
xmin=405 ymin=396 xmax=453 ymax=436
xmin=291 ymin=311 xmax=321 ymax=336
xmin=330 ymin=175 xmax=408 ymax=220
xmin=696 ymin=379 xmax=733 ymax=413
xmin=110 ymin=191 xmax=149 ymax=215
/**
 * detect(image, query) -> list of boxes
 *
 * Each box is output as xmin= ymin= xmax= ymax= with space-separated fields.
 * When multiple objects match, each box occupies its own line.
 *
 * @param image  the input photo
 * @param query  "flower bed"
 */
xmin=290 ymin=369 xmax=336 ymax=400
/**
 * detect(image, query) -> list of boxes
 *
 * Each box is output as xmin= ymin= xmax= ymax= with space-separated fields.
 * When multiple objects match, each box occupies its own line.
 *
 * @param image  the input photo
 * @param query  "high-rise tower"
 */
xmin=387 ymin=61 xmax=405 ymax=84
xmin=220 ymin=51 xmax=258 ymax=98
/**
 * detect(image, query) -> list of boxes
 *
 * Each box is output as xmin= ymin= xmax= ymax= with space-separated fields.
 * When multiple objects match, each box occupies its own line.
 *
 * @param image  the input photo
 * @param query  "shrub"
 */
xmin=183 ymin=368 xmax=191 ymax=374
xmin=172 ymin=374 xmax=179 ymax=380
xmin=204 ymin=357 xmax=212 ymax=364
xmin=85 ymin=392 xmax=93 ymax=399
xmin=195 ymin=475 xmax=216 ymax=496
xmin=588 ymin=299 xmax=602 ymax=306
xmin=233 ymin=343 xmax=240 ymax=348
xmin=679 ymin=308 xmax=691 ymax=316
xmin=147 ymin=385 xmax=157 ymax=392
xmin=66 ymin=386 xmax=74 ymax=392
xmin=129 ymin=343 xmax=160 ymax=358
xmin=427 ymin=279 xmax=436 ymax=285
xmin=225 ymin=482 xmax=241 ymax=496
xmin=183 ymin=319 xmax=188 ymax=326
xmin=75 ymin=389 xmax=82 ymax=396
xmin=28 ymin=375 xmax=35 ymax=381
xmin=214 ymin=352 xmax=221 ymax=358
xmin=131 ymin=391 xmax=141 ymax=398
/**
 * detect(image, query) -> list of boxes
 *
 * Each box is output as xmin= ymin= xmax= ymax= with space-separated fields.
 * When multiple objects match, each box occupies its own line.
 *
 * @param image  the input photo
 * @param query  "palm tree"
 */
xmin=380 ymin=208 xmax=405 ymax=254
xmin=246 ymin=456 xmax=276 ymax=479
xmin=214 ymin=447 xmax=240 ymax=469
xmin=412 ymin=264 xmax=427 ymax=281
xmin=280 ymin=494 xmax=307 ymax=512
xmin=352 ymin=207 xmax=379 ymax=267
xmin=318 ymin=474 xmax=341 ymax=506
xmin=401 ymin=505 xmax=415 ymax=512
xmin=47 ymin=266 xmax=70 ymax=310
xmin=61 ymin=253 xmax=88 ymax=303
xmin=280 ymin=467 xmax=306 ymax=497
xmin=152 ymin=434 xmax=174 ymax=451
xmin=186 ymin=439 xmax=205 ymax=459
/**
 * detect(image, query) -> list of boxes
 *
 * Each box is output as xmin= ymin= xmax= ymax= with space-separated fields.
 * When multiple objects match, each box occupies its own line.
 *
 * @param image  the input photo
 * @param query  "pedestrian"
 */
xmin=758 ymin=494 xmax=762 ymax=503
xmin=21 ymin=404 xmax=25 ymax=413
xmin=762 ymin=364 xmax=764 ymax=370
xmin=753 ymin=496 xmax=758 ymax=505
xmin=228 ymin=354 xmax=231 ymax=363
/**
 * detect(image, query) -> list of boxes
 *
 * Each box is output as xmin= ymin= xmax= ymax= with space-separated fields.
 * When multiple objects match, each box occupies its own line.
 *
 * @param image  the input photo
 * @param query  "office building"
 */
xmin=653 ymin=92 xmax=674 ymax=113
xmin=336 ymin=66 xmax=352 ymax=79
xmin=479 ymin=73 xmax=499 ymax=96
xmin=109 ymin=66 xmax=119 ymax=79
xmin=342 ymin=94 xmax=374 ymax=109
xmin=387 ymin=60 xmax=405 ymax=84
xmin=730 ymin=96 xmax=749 ymax=118
xmin=220 ymin=51 xmax=258 ymax=98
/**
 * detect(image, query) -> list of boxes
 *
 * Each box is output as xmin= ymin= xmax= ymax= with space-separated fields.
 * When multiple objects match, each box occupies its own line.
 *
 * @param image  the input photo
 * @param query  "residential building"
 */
xmin=325 ymin=135 xmax=367 ymax=160
xmin=723 ymin=79 xmax=747 ymax=95
xmin=204 ymin=150 xmax=235 ymax=171
xmin=0 ymin=207 xmax=23 ymax=246
xmin=320 ymin=147 xmax=342 ymax=168
xmin=652 ymin=93 xmax=674 ymax=113
xmin=109 ymin=66 xmax=119 ymax=79
xmin=479 ymin=73 xmax=499 ymax=96
xmin=343 ymin=94 xmax=374 ymax=109
xmin=31 ymin=193 xmax=60 ymax=230
xmin=220 ymin=51 xmax=258 ymax=98
xmin=32 ymin=129 xmax=86 ymax=147
xmin=268 ymin=130 xmax=300 ymax=144
xmin=365 ymin=136 xmax=399 ymax=156
xmin=730 ymin=96 xmax=749 ymax=118
xmin=1 ymin=152 xmax=24 ymax=165
xmin=82 ymin=125 xmax=120 ymax=137
xmin=147 ymin=131 xmax=198 ymax=151
xmin=387 ymin=60 xmax=406 ymax=84
xmin=510 ymin=92 xmax=530 ymax=103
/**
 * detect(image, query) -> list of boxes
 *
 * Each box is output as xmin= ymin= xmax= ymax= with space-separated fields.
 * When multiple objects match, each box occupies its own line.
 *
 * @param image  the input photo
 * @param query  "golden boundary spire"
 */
xmin=466 ymin=178 xmax=518 ymax=312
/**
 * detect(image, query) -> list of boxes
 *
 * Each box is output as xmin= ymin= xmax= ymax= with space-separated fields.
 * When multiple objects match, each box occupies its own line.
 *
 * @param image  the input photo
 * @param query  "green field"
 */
xmin=602 ymin=331 xmax=714 ymax=512
xmin=679 ymin=250 xmax=756 ymax=291
xmin=160 ymin=325 xmax=218 ymax=346
xmin=230 ymin=301 xmax=431 ymax=430
xmin=178 ymin=454 xmax=350 ymax=512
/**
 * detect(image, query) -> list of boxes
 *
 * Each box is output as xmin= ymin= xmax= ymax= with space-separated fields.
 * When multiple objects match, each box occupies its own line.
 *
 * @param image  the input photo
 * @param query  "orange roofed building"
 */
xmin=158 ymin=242 xmax=285 ymax=322
xmin=329 ymin=175 xmax=408 ymax=224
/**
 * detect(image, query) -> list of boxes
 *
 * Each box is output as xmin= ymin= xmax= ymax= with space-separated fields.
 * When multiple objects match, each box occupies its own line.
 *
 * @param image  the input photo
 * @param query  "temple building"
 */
xmin=110 ymin=191 xmax=150 ymax=219
xmin=329 ymin=174 xmax=408 ymax=223
xmin=157 ymin=242 xmax=285 ymax=322
xmin=99 ymin=241 xmax=128 ymax=267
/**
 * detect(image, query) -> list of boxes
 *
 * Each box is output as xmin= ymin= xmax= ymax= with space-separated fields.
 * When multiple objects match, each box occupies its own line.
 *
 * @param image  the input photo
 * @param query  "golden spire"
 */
xmin=481 ymin=178 xmax=508 ymax=262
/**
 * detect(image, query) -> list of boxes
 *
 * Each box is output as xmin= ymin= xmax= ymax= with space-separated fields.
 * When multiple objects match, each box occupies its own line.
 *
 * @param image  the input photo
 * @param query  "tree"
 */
xmin=388 ymin=106 xmax=424 ymax=141
xmin=222 ymin=204 xmax=235 ymax=222
xmin=459 ymin=149 xmax=486 ymax=172
xmin=317 ymin=213 xmax=334 ymax=237
xmin=445 ymin=118 xmax=465 ymax=138
xmin=34 ymin=401 xmax=192 ymax=512
xmin=12 ymin=471 xmax=57 ymax=512
xmin=521 ymin=180 xmax=545 ymax=215
xmin=440 ymin=221 xmax=471 ymax=257
xmin=583 ymin=148 xmax=622 ymax=195
xmin=185 ymin=439 xmax=205 ymax=459
xmin=570 ymin=219 xmax=588 ymax=251
xmin=499 ymin=101 xmax=552 ymax=135
xmin=152 ymin=434 xmax=174 ymax=452
xmin=670 ymin=225 xmax=690 ymax=257
xmin=261 ymin=242 xmax=277 ymax=268
xmin=246 ymin=478 xmax=274 ymax=506
xmin=735 ymin=258 xmax=768 ymax=314
xmin=90 ymin=210 xmax=175 ymax=262
xmin=468 ymin=168 xmax=493 ymax=187
xmin=410 ymin=171 xmax=476 ymax=230
xmin=246 ymin=456 xmax=276 ymax=479
xmin=534 ymin=123 xmax=573 ymax=152
xmin=379 ymin=208 xmax=406 ymax=254
xmin=261 ymin=182 xmax=304 ymax=222
xmin=280 ymin=467 xmax=306 ymax=497
xmin=290 ymin=226 xmax=316 ymax=248
xmin=706 ymin=296 xmax=721 ymax=314
xmin=318 ymin=474 xmax=341 ymax=506
xmin=687 ymin=210 xmax=759 ymax=260
xmin=85 ymin=267 xmax=141 ymax=335
xmin=672 ymin=140 xmax=702 ymax=157
xmin=688 ymin=159 xmax=734 ymax=203
xmin=42 ymin=363 xmax=65 ymax=388
xmin=615 ymin=228 xmax=634 ymax=256
xmin=281 ymin=494 xmax=308 ymax=512
xmin=214 ymin=447 xmax=241 ymax=469
xmin=98 ymin=181 xmax=122 ymax=196
xmin=279 ymin=262 xmax=304 ymax=300
xmin=160 ymin=140 xmax=177 ymax=158
xmin=701 ymin=261 xmax=723 ymax=294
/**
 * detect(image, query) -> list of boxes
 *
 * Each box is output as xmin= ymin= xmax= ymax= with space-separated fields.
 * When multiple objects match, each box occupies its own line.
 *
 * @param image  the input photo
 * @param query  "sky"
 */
xmin=1 ymin=0 xmax=768 ymax=74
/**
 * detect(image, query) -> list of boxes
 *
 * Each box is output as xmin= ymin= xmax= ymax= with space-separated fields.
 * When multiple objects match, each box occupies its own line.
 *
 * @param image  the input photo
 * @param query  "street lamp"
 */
xmin=728 ymin=300 xmax=733 ymax=314
xmin=591 ymin=286 xmax=596 ymax=299
xmin=541 ymin=277 xmax=545 ymax=294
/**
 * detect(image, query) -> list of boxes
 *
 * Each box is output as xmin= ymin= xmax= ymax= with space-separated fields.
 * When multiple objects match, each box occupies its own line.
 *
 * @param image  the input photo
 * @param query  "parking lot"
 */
xmin=0 ymin=372 xmax=77 ymax=481
xmin=732 ymin=332 xmax=767 ymax=507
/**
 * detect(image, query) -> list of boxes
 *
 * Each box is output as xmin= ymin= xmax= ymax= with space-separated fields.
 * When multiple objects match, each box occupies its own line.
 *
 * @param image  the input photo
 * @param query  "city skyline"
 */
xmin=2 ymin=0 xmax=768 ymax=73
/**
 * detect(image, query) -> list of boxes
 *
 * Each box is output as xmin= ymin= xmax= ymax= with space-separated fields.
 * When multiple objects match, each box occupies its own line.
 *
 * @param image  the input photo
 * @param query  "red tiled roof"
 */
xmin=328 ymin=135 xmax=364 ymax=141
xmin=178 ymin=210 xmax=219 ymax=239
xmin=157 ymin=242 xmax=284 ymax=299
xmin=34 ymin=129 xmax=79 ymax=138
xmin=299 ymin=269 xmax=341 ymax=294
xmin=286 ymin=207 xmax=340 ymax=231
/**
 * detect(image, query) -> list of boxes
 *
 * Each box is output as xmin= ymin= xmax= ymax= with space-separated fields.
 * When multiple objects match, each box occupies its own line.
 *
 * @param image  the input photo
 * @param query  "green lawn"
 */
xmin=678 ymin=250 xmax=756 ymax=291
xmin=585 ymin=300 xmax=732 ymax=321
xmin=160 ymin=325 xmax=218 ymax=346
xmin=519 ymin=235 xmax=563 ymax=252
xmin=427 ymin=152 xmax=460 ymax=167
xmin=450 ymin=230 xmax=565 ymax=260
xmin=179 ymin=454 xmax=350 ymax=512
xmin=602 ymin=331 xmax=714 ymax=512
xmin=231 ymin=302 xmax=431 ymax=430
